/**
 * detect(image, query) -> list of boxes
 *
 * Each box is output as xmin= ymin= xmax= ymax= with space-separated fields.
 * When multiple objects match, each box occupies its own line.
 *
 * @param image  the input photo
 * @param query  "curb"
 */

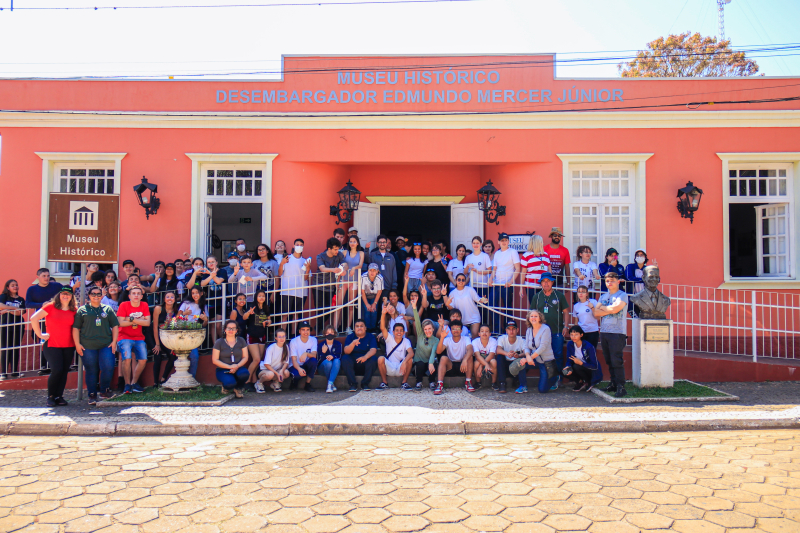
xmin=97 ymin=394 xmax=234 ymax=407
xmin=1 ymin=417 xmax=797 ymax=437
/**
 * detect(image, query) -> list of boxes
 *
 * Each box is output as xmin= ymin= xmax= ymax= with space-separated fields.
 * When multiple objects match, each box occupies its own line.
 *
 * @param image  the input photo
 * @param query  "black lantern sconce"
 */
xmin=330 ymin=180 xmax=362 ymax=225
xmin=676 ymin=181 xmax=704 ymax=224
xmin=133 ymin=176 xmax=160 ymax=220
xmin=477 ymin=180 xmax=506 ymax=225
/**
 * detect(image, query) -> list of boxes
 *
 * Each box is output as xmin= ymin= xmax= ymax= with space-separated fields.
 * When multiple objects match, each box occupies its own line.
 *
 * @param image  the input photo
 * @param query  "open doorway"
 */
xmin=208 ymin=203 xmax=263 ymax=264
xmin=380 ymin=206 xmax=451 ymax=247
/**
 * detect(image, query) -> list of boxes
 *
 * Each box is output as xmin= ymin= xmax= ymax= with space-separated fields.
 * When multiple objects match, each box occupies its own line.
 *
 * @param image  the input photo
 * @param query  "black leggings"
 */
xmin=568 ymin=364 xmax=593 ymax=384
xmin=413 ymin=361 xmax=432 ymax=385
xmin=153 ymin=349 xmax=177 ymax=384
xmin=43 ymin=346 xmax=75 ymax=398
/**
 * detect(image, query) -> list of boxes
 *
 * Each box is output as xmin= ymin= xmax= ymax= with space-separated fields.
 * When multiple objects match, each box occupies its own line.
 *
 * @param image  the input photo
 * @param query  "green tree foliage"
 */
xmin=619 ymin=32 xmax=759 ymax=77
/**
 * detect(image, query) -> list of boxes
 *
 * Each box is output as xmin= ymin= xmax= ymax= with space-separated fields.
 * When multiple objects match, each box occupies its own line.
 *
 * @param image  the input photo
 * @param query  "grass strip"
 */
xmin=104 ymin=385 xmax=229 ymax=403
xmin=597 ymin=381 xmax=728 ymax=398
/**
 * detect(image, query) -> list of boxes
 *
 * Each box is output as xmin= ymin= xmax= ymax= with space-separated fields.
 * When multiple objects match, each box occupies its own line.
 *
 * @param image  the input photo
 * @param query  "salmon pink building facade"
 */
xmin=0 ymin=54 xmax=799 ymax=376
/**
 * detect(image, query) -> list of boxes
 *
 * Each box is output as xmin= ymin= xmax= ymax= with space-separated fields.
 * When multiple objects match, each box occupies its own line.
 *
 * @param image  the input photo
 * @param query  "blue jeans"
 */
xmin=362 ymin=296 xmax=378 ymax=331
xmin=341 ymin=353 xmax=378 ymax=389
xmin=551 ymin=332 xmax=565 ymax=369
xmin=490 ymin=285 xmax=515 ymax=334
xmin=216 ymin=367 xmax=249 ymax=390
xmin=535 ymin=360 xmax=560 ymax=393
xmin=318 ymin=357 xmax=341 ymax=385
xmin=81 ymin=346 xmax=115 ymax=395
xmin=289 ymin=357 xmax=318 ymax=380
xmin=189 ymin=349 xmax=199 ymax=379
xmin=118 ymin=339 xmax=147 ymax=361
xmin=406 ymin=278 xmax=422 ymax=292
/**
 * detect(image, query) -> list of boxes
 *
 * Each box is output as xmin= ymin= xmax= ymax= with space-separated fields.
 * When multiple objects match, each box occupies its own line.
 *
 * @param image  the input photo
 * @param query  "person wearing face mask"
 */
xmin=544 ymin=227 xmax=571 ymax=289
xmin=625 ymin=249 xmax=651 ymax=295
xmin=279 ymin=239 xmax=311 ymax=337
xmin=235 ymin=238 xmax=251 ymax=261
xmin=317 ymin=325 xmax=343 ymax=394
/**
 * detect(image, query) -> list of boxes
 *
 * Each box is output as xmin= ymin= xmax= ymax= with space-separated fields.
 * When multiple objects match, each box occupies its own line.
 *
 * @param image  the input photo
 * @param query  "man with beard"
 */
xmin=544 ymin=227 xmax=571 ymax=289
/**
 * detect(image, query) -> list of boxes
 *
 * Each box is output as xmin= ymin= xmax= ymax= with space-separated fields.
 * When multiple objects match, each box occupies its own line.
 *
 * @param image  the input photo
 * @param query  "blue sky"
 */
xmin=0 ymin=0 xmax=797 ymax=79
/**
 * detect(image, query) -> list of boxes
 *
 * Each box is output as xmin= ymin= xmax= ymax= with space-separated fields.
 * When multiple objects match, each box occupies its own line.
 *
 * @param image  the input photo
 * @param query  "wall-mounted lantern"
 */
xmin=133 ymin=177 xmax=160 ymax=220
xmin=477 ymin=180 xmax=506 ymax=225
xmin=330 ymin=180 xmax=361 ymax=225
xmin=676 ymin=181 xmax=703 ymax=223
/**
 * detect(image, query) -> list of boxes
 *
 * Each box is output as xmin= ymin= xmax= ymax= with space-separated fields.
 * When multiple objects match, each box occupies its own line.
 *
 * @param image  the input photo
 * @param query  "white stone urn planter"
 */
xmin=159 ymin=328 xmax=206 ymax=391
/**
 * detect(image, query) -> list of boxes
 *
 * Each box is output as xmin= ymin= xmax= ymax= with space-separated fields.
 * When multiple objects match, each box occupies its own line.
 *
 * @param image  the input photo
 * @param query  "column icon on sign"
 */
xmin=68 ymin=201 xmax=99 ymax=230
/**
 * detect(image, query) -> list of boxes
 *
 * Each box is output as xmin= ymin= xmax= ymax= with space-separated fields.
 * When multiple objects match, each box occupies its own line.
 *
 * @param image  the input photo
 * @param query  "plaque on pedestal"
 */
xmin=632 ymin=319 xmax=674 ymax=388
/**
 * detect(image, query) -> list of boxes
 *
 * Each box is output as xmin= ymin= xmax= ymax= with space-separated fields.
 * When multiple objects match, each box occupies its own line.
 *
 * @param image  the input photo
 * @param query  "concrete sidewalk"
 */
xmin=0 ymin=382 xmax=797 ymax=436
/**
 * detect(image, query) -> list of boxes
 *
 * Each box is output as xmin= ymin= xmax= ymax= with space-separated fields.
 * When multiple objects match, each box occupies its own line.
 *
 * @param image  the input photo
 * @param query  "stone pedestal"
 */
xmin=632 ymin=319 xmax=674 ymax=388
xmin=159 ymin=329 xmax=206 ymax=391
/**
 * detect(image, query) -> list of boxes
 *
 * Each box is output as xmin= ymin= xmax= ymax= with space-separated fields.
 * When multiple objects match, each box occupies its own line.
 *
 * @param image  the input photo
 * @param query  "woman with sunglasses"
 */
xmin=74 ymin=286 xmax=122 ymax=404
xmin=404 ymin=243 xmax=428 ymax=293
xmin=409 ymin=304 xmax=438 ymax=392
xmin=30 ymin=287 xmax=79 ymax=407
xmin=446 ymin=244 xmax=468 ymax=292
xmin=212 ymin=320 xmax=250 ymax=398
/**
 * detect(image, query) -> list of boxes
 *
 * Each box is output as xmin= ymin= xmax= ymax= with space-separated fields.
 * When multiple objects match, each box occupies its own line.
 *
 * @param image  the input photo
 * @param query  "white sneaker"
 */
xmin=254 ymin=382 xmax=265 ymax=394
xmin=332 ymin=385 xmax=337 ymax=392
xmin=326 ymin=384 xmax=334 ymax=393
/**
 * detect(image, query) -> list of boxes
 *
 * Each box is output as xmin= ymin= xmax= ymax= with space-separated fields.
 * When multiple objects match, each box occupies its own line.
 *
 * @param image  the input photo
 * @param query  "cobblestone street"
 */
xmin=0 ymin=430 xmax=798 ymax=533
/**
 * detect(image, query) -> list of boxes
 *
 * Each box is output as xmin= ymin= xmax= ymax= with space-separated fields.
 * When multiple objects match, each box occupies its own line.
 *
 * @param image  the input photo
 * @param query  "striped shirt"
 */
xmin=519 ymin=252 xmax=551 ymax=286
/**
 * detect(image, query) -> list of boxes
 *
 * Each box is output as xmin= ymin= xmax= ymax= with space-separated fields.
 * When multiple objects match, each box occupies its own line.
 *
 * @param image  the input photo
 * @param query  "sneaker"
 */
xmin=377 ymin=382 xmax=389 ymax=391
xmin=254 ymin=382 xmax=265 ymax=394
xmin=550 ymin=376 xmax=560 ymax=391
xmin=465 ymin=380 xmax=475 ymax=393
xmin=54 ymin=397 xmax=68 ymax=406
xmin=38 ymin=369 xmax=51 ymax=376
xmin=414 ymin=383 xmax=423 ymax=392
xmin=132 ymin=384 xmax=144 ymax=393
xmin=515 ymin=386 xmax=528 ymax=394
xmin=46 ymin=396 xmax=56 ymax=407
xmin=349 ymin=385 xmax=358 ymax=392
xmin=361 ymin=384 xmax=372 ymax=392
xmin=272 ymin=383 xmax=283 ymax=392
xmin=400 ymin=383 xmax=412 ymax=391
xmin=87 ymin=394 xmax=97 ymax=406
xmin=433 ymin=382 xmax=444 ymax=395
xmin=573 ymin=382 xmax=586 ymax=392
xmin=332 ymin=385 xmax=337 ymax=392
xmin=326 ymin=383 xmax=334 ymax=394
xmin=604 ymin=383 xmax=617 ymax=393
xmin=491 ymin=382 xmax=500 ymax=391
xmin=304 ymin=383 xmax=316 ymax=393
xmin=615 ymin=386 xmax=628 ymax=398
xmin=123 ymin=385 xmax=132 ymax=395
xmin=99 ymin=390 xmax=115 ymax=400
xmin=498 ymin=384 xmax=507 ymax=393
xmin=429 ymin=381 xmax=436 ymax=391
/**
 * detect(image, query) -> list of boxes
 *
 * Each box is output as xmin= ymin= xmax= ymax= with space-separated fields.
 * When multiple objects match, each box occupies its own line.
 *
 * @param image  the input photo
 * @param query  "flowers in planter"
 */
xmin=161 ymin=315 xmax=205 ymax=330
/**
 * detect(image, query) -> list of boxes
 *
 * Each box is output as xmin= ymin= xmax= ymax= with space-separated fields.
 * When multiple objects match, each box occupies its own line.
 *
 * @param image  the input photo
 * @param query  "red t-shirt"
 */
xmin=544 ymin=244 xmax=571 ymax=276
xmin=519 ymin=252 xmax=551 ymax=286
xmin=42 ymin=303 xmax=76 ymax=348
xmin=117 ymin=301 xmax=150 ymax=341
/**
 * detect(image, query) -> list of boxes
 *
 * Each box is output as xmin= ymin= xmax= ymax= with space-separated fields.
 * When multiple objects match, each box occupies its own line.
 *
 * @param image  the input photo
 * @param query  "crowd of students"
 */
xmin=0 ymin=226 xmax=649 ymax=404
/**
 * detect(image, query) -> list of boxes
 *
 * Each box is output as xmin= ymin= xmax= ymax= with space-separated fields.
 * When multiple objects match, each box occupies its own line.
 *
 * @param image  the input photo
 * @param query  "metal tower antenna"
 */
xmin=718 ymin=0 xmax=732 ymax=41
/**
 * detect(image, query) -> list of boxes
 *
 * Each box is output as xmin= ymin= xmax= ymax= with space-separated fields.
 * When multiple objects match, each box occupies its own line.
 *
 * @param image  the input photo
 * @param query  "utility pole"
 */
xmin=717 ymin=0 xmax=732 ymax=42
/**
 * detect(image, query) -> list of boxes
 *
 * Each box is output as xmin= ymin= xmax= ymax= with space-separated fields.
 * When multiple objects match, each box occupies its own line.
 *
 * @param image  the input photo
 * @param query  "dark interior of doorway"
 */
xmin=380 ymin=206 xmax=451 ymax=248
xmin=210 ymin=203 xmax=262 ymax=265
xmin=728 ymin=203 xmax=758 ymax=278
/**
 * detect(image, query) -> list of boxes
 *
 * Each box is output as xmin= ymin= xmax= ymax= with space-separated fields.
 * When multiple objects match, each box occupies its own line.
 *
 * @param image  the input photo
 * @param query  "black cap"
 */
xmin=298 ymin=321 xmax=311 ymax=330
xmin=505 ymin=319 xmax=518 ymax=329
xmin=59 ymin=286 xmax=74 ymax=294
xmin=122 ymin=259 xmax=135 ymax=267
xmin=165 ymin=262 xmax=176 ymax=269
xmin=498 ymin=232 xmax=510 ymax=240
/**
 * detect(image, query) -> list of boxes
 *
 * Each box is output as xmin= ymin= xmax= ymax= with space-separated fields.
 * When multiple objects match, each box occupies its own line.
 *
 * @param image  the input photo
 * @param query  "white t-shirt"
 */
xmin=442 ymin=325 xmax=471 ymax=342
xmin=391 ymin=302 xmax=406 ymax=315
xmin=289 ymin=336 xmax=317 ymax=363
xmin=492 ymin=248 xmax=520 ymax=285
xmin=281 ymin=255 xmax=309 ymax=298
xmin=471 ymin=337 xmax=497 ymax=361
xmin=406 ymin=258 xmax=428 ymax=280
xmin=572 ymin=261 xmax=598 ymax=291
xmin=261 ymin=343 xmax=287 ymax=371
xmin=442 ymin=336 xmax=470 ymax=362
xmin=385 ymin=336 xmax=412 ymax=364
xmin=572 ymin=342 xmax=586 ymax=364
xmin=178 ymin=302 xmax=208 ymax=321
xmin=572 ymin=299 xmax=599 ymax=333
xmin=497 ymin=335 xmax=529 ymax=362
xmin=448 ymin=286 xmax=482 ymax=325
xmin=388 ymin=315 xmax=407 ymax=333
xmin=446 ymin=259 xmax=465 ymax=287
xmin=464 ymin=252 xmax=492 ymax=287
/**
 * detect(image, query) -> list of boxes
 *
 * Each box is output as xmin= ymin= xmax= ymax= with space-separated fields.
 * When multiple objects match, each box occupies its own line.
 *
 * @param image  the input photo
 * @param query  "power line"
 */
xmin=0 ymin=0 xmax=480 ymax=11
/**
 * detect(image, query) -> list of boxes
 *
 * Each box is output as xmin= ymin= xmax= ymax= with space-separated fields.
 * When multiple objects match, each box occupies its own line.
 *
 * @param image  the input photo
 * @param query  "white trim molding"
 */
xmin=718 ymin=152 xmax=800 ymax=288
xmin=557 ymin=154 xmax=652 ymax=259
xmin=35 ymin=152 xmax=126 ymax=277
xmin=185 ymin=153 xmax=278 ymax=259
xmin=366 ymin=196 xmax=466 ymax=205
xmin=3 ymin=110 xmax=800 ymax=131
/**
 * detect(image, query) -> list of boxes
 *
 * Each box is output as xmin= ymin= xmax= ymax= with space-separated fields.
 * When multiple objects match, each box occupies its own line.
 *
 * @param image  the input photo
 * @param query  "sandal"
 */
xmin=221 ymin=387 xmax=229 ymax=394
xmin=234 ymin=388 xmax=244 ymax=398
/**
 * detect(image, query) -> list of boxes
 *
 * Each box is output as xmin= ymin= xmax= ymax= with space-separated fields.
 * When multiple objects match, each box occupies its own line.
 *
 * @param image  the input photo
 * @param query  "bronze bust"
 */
xmin=630 ymin=265 xmax=671 ymax=319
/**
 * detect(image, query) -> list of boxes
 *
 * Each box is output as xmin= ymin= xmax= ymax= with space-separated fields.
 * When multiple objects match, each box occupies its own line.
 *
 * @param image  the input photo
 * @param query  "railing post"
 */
xmin=751 ymin=290 xmax=758 ymax=363
xmin=357 ymin=270 xmax=362 ymax=320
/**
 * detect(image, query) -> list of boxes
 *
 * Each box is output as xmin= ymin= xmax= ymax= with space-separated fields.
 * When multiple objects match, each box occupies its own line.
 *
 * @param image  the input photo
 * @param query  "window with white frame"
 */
xmin=728 ymin=164 xmax=793 ymax=278
xmin=204 ymin=167 xmax=263 ymax=198
xmin=571 ymin=166 xmax=633 ymax=266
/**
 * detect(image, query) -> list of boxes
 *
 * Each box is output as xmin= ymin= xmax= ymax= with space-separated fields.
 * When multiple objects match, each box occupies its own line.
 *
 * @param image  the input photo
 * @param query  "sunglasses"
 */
xmin=89 ymin=293 xmax=103 ymax=297
xmin=225 ymin=327 xmax=237 ymax=331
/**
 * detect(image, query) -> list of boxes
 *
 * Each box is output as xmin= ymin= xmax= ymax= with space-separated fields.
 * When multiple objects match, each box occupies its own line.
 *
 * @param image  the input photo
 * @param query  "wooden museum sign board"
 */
xmin=47 ymin=193 xmax=120 ymax=264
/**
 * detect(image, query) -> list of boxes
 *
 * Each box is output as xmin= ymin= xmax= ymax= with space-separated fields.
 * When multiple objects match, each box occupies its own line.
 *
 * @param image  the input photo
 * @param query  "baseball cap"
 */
xmin=498 ymin=232 xmax=510 ymax=240
xmin=368 ymin=263 xmax=380 ymax=271
xmin=349 ymin=227 xmax=358 ymax=233
xmin=59 ymin=286 xmax=74 ymax=294
xmin=605 ymin=248 xmax=619 ymax=256
xmin=505 ymin=319 xmax=518 ymax=329
xmin=549 ymin=227 xmax=565 ymax=237
xmin=122 ymin=259 xmax=135 ymax=267
xmin=298 ymin=321 xmax=311 ymax=330
xmin=539 ymin=272 xmax=555 ymax=283
xmin=395 ymin=236 xmax=406 ymax=242
xmin=165 ymin=262 xmax=176 ymax=269
xmin=227 ymin=252 xmax=238 ymax=259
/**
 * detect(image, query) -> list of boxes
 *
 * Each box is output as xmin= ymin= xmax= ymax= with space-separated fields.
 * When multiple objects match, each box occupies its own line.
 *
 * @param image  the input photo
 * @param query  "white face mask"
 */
xmin=229 ymin=259 xmax=238 ymax=267
xmin=237 ymin=244 xmax=246 ymax=252
xmin=294 ymin=245 xmax=304 ymax=254
xmin=635 ymin=256 xmax=645 ymax=264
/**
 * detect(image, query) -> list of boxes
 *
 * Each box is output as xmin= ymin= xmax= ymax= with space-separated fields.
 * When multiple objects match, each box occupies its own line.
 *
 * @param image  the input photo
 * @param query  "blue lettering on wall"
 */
xmin=216 ymin=90 xmax=227 ymax=103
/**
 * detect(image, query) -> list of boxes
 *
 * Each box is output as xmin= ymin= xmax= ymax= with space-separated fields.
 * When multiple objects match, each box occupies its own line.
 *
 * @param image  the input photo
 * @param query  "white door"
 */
xmin=451 ymin=203 xmax=483 ymax=253
xmin=353 ymin=203 xmax=380 ymax=250
xmin=205 ymin=204 xmax=213 ymax=259
xmin=755 ymin=203 xmax=790 ymax=276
